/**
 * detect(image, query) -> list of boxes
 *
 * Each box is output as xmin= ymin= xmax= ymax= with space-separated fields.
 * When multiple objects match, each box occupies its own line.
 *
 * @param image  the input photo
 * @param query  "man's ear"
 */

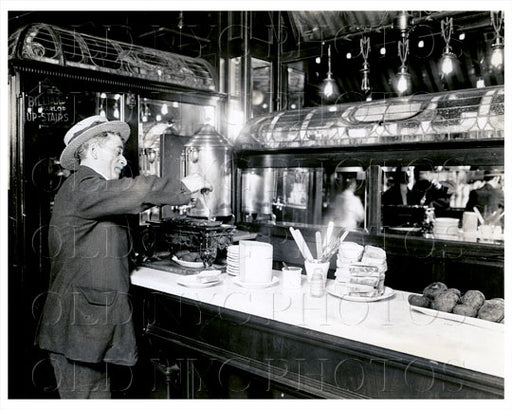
xmin=89 ymin=142 xmax=98 ymax=160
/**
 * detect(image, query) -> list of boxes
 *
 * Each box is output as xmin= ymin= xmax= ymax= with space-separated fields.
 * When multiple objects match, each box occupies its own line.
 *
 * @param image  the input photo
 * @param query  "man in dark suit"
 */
xmin=465 ymin=171 xmax=504 ymax=220
xmin=35 ymin=115 xmax=207 ymax=398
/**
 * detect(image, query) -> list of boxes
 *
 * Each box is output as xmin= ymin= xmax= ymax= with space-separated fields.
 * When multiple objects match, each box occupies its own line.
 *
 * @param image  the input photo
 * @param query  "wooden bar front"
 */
xmin=131 ymin=268 xmax=504 ymax=399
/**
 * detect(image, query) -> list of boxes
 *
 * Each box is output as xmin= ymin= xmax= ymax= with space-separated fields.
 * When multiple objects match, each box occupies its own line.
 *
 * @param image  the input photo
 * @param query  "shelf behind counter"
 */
xmin=240 ymin=223 xmax=504 ymax=299
xmin=131 ymin=267 xmax=504 ymax=399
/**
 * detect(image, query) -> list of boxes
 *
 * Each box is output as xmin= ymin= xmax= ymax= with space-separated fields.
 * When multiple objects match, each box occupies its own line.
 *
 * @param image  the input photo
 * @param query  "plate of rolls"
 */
xmin=408 ymin=281 xmax=504 ymax=332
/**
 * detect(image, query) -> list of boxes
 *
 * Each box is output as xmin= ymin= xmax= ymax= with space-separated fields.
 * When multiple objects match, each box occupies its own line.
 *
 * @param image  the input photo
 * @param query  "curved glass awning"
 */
xmin=9 ymin=23 xmax=217 ymax=92
xmin=235 ymin=86 xmax=504 ymax=149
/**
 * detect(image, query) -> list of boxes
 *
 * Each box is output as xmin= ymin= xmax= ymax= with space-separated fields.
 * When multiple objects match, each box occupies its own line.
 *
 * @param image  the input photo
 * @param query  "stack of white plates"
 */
xmin=434 ymin=217 xmax=460 ymax=240
xmin=226 ymin=245 xmax=240 ymax=276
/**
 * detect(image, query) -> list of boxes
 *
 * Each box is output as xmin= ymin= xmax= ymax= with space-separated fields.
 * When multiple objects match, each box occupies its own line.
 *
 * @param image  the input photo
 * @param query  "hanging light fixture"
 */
xmin=177 ymin=11 xmax=184 ymax=30
xmin=394 ymin=11 xmax=412 ymax=96
xmin=489 ymin=11 xmax=504 ymax=71
xmin=360 ymin=36 xmax=371 ymax=94
xmin=380 ymin=27 xmax=387 ymax=55
xmin=396 ymin=37 xmax=411 ymax=96
xmin=439 ymin=17 xmax=457 ymax=76
xmin=322 ymin=44 xmax=339 ymax=101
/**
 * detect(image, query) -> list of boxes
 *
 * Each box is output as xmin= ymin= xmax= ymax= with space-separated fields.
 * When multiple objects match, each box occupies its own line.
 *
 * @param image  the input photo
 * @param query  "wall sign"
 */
xmin=25 ymin=85 xmax=74 ymax=126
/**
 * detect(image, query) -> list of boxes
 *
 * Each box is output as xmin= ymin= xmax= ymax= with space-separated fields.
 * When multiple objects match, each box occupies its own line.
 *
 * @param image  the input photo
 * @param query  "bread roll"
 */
xmin=445 ymin=288 xmax=461 ymax=298
xmin=452 ymin=304 xmax=478 ymax=317
xmin=477 ymin=299 xmax=505 ymax=322
xmin=460 ymin=290 xmax=485 ymax=309
xmin=408 ymin=294 xmax=431 ymax=308
xmin=180 ymin=252 xmax=201 ymax=262
xmin=423 ymin=282 xmax=448 ymax=299
xmin=432 ymin=291 xmax=459 ymax=312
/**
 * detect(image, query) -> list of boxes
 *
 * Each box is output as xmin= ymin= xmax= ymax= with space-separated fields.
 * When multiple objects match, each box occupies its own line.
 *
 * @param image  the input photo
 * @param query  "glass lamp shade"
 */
xmin=396 ymin=68 xmax=411 ymax=96
xmin=440 ymin=50 xmax=458 ymax=75
xmin=322 ymin=75 xmax=339 ymax=101
xmin=490 ymin=38 xmax=504 ymax=71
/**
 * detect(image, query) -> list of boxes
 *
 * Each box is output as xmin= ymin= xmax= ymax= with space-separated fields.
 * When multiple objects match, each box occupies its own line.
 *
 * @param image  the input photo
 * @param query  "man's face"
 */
xmin=401 ymin=166 xmax=414 ymax=179
xmin=96 ymin=134 xmax=126 ymax=180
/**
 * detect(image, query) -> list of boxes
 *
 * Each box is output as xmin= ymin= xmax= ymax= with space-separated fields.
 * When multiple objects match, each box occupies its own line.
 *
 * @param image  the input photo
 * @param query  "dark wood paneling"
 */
xmin=235 ymin=140 xmax=504 ymax=169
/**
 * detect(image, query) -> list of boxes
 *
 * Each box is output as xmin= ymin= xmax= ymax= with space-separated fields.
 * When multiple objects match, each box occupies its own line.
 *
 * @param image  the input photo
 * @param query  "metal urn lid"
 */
xmin=184 ymin=124 xmax=232 ymax=148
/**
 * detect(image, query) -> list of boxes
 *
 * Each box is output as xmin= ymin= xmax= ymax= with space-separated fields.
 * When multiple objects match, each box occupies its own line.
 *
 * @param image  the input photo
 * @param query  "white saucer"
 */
xmin=326 ymin=284 xmax=395 ymax=302
xmin=177 ymin=275 xmax=223 ymax=288
xmin=233 ymin=276 xmax=279 ymax=289
xmin=172 ymin=255 xmax=204 ymax=269
xmin=388 ymin=227 xmax=422 ymax=233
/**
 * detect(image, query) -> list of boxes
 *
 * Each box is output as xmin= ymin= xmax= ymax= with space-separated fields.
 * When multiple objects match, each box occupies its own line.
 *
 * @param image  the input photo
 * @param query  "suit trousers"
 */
xmin=49 ymin=352 xmax=111 ymax=399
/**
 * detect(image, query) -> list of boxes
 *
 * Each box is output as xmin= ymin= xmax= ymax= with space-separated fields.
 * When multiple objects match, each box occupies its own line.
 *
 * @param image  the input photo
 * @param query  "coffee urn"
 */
xmin=183 ymin=124 xmax=233 ymax=218
xmin=241 ymin=168 xmax=276 ymax=220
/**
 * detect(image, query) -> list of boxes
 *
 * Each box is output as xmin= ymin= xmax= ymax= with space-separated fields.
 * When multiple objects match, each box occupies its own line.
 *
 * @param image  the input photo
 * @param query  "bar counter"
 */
xmin=131 ymin=267 xmax=504 ymax=399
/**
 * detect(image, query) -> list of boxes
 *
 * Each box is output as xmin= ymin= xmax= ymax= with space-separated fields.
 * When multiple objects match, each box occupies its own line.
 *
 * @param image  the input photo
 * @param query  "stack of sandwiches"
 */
xmin=334 ymin=243 xmax=387 ymax=298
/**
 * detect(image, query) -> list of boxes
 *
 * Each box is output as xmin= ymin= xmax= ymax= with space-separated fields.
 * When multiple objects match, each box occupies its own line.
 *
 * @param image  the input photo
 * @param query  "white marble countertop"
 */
xmin=131 ymin=267 xmax=504 ymax=378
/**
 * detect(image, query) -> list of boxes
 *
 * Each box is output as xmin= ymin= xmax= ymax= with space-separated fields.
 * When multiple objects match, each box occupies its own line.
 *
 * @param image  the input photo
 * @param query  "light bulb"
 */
xmin=161 ymin=104 xmax=168 ymax=115
xmin=440 ymin=48 xmax=457 ymax=76
xmin=418 ymin=40 xmax=424 ymax=48
xmin=113 ymin=107 xmax=120 ymax=119
xmin=490 ymin=40 xmax=504 ymax=70
xmin=396 ymin=68 xmax=411 ymax=96
xmin=440 ymin=54 xmax=454 ymax=75
xmin=397 ymin=75 xmax=408 ymax=93
xmin=476 ymin=78 xmax=485 ymax=88
xmin=380 ymin=47 xmax=386 ymax=55
xmin=346 ymin=52 xmax=352 ymax=59
xmin=323 ymin=78 xmax=336 ymax=98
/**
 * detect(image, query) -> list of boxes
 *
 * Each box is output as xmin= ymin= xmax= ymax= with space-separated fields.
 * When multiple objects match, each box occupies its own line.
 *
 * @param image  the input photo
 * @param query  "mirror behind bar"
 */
xmin=238 ymin=162 xmax=504 ymax=245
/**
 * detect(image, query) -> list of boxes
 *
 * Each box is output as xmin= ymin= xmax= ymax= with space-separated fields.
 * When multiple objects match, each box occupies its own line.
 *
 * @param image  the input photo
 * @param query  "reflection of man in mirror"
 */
xmin=410 ymin=177 xmax=452 ymax=210
xmin=382 ymin=166 xmax=415 ymax=205
xmin=329 ymin=176 xmax=365 ymax=230
xmin=465 ymin=170 xmax=504 ymax=222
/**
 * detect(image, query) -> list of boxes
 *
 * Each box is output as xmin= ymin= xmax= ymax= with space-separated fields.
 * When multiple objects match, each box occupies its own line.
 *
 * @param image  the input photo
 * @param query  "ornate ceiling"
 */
xmin=8 ymin=10 xmax=504 ymax=103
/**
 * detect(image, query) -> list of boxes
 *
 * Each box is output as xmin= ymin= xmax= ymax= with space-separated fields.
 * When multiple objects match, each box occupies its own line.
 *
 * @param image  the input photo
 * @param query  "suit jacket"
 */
xmin=465 ymin=183 xmax=504 ymax=216
xmin=36 ymin=166 xmax=191 ymax=365
xmin=381 ymin=185 xmax=413 ymax=206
